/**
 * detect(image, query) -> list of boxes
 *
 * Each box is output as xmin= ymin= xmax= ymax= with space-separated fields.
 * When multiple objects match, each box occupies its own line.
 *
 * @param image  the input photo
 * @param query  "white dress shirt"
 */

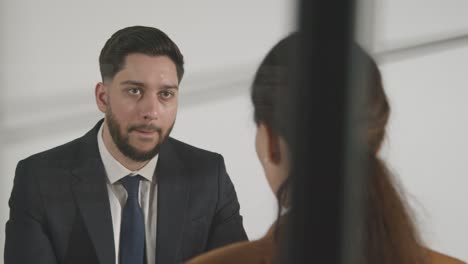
xmin=97 ymin=123 xmax=158 ymax=264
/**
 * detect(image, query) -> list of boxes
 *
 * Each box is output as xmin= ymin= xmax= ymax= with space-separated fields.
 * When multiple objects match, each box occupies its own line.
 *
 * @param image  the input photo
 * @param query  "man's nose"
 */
xmin=140 ymin=92 xmax=160 ymax=121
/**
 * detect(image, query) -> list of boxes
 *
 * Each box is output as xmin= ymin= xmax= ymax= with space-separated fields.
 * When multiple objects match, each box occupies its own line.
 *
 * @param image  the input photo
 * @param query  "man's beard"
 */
xmin=106 ymin=110 xmax=174 ymax=162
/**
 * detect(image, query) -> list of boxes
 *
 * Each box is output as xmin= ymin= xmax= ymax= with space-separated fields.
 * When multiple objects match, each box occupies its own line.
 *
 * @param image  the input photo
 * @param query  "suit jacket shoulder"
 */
xmin=165 ymin=137 xmax=223 ymax=164
xmin=6 ymin=121 xmax=110 ymax=264
xmin=18 ymin=123 xmax=99 ymax=174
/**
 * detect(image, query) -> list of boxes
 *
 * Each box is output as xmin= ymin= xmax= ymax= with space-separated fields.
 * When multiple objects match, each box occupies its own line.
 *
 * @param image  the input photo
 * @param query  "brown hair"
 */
xmin=251 ymin=35 xmax=427 ymax=263
xmin=360 ymin=45 xmax=426 ymax=264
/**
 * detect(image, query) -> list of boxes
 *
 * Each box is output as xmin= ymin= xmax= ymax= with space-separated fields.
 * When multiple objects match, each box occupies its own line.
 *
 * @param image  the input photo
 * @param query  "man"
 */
xmin=5 ymin=26 xmax=247 ymax=264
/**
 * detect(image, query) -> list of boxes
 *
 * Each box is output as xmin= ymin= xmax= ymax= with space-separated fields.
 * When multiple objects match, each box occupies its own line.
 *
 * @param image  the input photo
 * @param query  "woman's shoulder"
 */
xmin=186 ymin=235 xmax=275 ymax=264
xmin=427 ymin=249 xmax=466 ymax=264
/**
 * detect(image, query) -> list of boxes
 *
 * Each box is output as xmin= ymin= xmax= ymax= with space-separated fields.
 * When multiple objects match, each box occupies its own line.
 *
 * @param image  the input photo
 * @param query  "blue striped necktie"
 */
xmin=119 ymin=175 xmax=145 ymax=264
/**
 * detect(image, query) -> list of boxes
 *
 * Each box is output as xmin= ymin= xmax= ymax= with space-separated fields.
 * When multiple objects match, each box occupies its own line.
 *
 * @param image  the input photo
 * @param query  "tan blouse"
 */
xmin=186 ymin=224 xmax=277 ymax=264
xmin=186 ymin=224 xmax=465 ymax=264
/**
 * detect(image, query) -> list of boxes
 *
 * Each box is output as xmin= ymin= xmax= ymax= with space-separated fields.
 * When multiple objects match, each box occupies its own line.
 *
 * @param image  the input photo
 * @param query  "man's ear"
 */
xmin=95 ymin=82 xmax=108 ymax=113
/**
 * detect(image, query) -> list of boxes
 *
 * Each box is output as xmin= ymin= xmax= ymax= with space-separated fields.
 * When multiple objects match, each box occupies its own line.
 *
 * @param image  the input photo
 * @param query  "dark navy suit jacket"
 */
xmin=5 ymin=120 xmax=247 ymax=264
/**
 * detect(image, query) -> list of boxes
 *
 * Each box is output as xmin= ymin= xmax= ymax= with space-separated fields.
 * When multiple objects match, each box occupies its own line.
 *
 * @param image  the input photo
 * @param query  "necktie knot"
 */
xmin=120 ymin=175 xmax=141 ymax=198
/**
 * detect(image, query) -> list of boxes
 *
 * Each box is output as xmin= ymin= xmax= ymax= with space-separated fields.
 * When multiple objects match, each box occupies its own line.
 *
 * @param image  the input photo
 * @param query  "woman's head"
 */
xmin=252 ymin=35 xmax=424 ymax=263
xmin=251 ymin=35 xmax=296 ymax=199
xmin=250 ymin=35 xmax=394 ymax=198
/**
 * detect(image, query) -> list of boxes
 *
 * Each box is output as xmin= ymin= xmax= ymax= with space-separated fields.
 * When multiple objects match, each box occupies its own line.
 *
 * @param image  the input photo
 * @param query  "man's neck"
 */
xmin=101 ymin=122 xmax=149 ymax=171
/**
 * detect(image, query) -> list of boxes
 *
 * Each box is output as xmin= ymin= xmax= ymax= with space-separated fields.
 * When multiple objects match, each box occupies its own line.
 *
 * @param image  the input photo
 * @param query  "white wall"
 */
xmin=1 ymin=0 xmax=467 ymax=262
xmin=374 ymin=0 xmax=468 ymax=261
xmin=379 ymin=46 xmax=468 ymax=261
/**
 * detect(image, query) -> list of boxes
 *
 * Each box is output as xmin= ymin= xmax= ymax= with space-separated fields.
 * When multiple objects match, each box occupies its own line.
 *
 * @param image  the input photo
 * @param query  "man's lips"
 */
xmin=134 ymin=129 xmax=157 ymax=135
xmin=129 ymin=124 xmax=162 ymax=139
xmin=130 ymin=124 xmax=161 ymax=134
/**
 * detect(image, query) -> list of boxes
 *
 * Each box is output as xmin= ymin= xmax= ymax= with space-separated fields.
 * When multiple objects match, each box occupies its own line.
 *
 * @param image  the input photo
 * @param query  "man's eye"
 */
xmin=128 ymin=88 xmax=141 ymax=95
xmin=160 ymin=91 xmax=174 ymax=99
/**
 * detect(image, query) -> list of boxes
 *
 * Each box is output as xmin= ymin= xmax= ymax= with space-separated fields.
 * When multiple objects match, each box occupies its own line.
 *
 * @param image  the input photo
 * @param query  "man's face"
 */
xmin=97 ymin=54 xmax=179 ymax=161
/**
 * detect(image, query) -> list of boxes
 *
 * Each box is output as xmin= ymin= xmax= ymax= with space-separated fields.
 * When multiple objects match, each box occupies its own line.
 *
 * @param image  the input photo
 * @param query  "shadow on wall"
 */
xmin=1 ymin=63 xmax=256 ymax=145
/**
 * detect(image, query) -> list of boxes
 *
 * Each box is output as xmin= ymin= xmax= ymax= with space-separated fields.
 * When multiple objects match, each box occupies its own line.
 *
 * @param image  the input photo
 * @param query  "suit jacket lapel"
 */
xmin=71 ymin=120 xmax=115 ymax=264
xmin=156 ymin=139 xmax=190 ymax=264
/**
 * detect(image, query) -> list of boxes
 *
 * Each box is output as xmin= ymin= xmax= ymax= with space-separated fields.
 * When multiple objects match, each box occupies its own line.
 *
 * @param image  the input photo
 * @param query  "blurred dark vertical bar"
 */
xmin=284 ymin=0 xmax=358 ymax=263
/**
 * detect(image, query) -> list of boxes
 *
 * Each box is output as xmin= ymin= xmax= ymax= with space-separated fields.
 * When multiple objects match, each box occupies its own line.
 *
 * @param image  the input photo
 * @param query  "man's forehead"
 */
xmin=123 ymin=53 xmax=175 ymax=67
xmin=117 ymin=55 xmax=178 ymax=78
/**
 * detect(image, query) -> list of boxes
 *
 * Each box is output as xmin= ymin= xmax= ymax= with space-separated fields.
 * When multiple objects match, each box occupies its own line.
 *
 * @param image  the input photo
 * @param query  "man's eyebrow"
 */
xmin=162 ymin=84 xmax=179 ymax=90
xmin=120 ymin=80 xmax=179 ymax=90
xmin=120 ymin=80 xmax=145 ymax=86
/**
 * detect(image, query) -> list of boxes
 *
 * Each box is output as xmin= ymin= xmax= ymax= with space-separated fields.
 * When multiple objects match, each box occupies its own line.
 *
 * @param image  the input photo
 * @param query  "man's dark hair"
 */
xmin=99 ymin=25 xmax=184 ymax=82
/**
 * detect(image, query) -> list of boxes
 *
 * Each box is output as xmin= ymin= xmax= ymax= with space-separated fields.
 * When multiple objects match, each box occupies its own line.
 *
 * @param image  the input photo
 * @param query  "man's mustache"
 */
xmin=129 ymin=124 xmax=162 ymax=133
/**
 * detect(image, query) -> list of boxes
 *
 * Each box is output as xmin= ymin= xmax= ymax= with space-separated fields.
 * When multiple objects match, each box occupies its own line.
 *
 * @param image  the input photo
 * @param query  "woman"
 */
xmin=187 ymin=35 xmax=465 ymax=264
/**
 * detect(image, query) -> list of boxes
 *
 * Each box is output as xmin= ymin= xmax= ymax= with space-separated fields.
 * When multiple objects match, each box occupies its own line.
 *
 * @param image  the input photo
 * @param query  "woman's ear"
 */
xmin=256 ymin=122 xmax=290 ymax=195
xmin=266 ymin=126 xmax=282 ymax=165
xmin=95 ymin=82 xmax=108 ymax=113
xmin=256 ymin=123 xmax=281 ymax=165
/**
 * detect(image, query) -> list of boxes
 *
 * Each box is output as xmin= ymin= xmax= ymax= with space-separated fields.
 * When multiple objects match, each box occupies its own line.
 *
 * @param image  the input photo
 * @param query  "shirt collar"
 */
xmin=97 ymin=122 xmax=158 ymax=184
